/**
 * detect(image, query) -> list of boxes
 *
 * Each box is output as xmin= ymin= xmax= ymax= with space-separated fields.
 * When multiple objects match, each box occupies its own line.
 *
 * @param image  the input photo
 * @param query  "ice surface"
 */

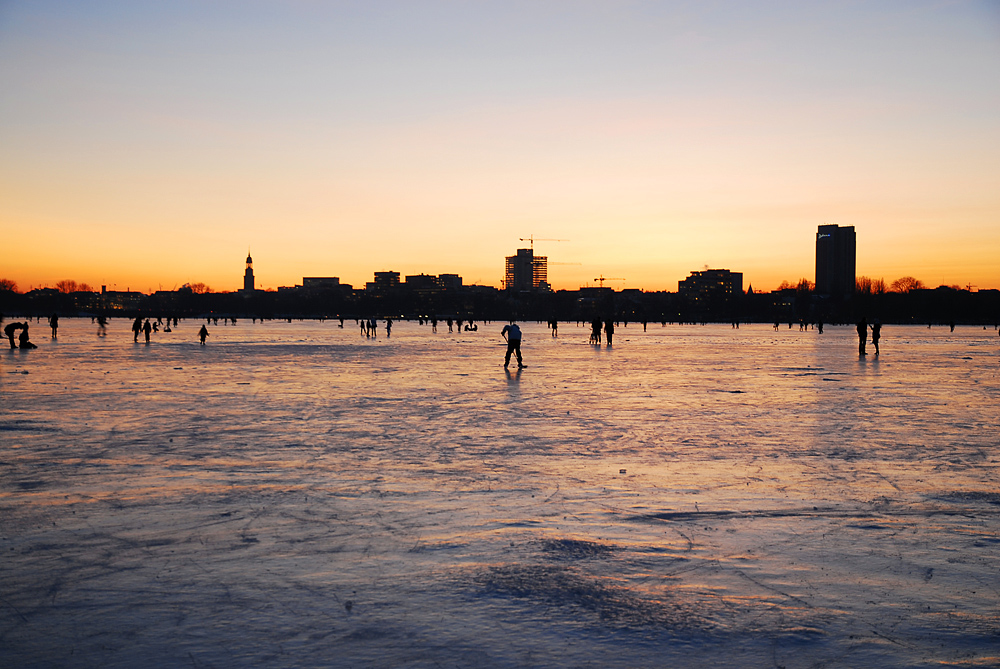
xmin=2 ymin=319 xmax=998 ymax=667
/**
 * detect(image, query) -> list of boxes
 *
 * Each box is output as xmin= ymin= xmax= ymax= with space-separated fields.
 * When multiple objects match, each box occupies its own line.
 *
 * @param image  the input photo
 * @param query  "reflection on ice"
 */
xmin=1 ymin=319 xmax=998 ymax=666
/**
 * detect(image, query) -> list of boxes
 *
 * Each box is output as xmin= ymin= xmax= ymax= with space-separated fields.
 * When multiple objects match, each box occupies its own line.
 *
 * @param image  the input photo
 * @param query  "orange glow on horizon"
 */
xmin=1 ymin=3 xmax=997 ymax=294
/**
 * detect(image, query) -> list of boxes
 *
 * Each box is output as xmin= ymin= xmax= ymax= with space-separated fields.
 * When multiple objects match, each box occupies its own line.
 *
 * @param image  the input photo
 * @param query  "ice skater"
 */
xmin=870 ymin=320 xmax=882 ymax=355
xmin=49 ymin=313 xmax=59 ymax=337
xmin=143 ymin=319 xmax=152 ymax=343
xmin=501 ymin=322 xmax=523 ymax=368
xmin=132 ymin=316 xmax=142 ymax=342
xmin=198 ymin=324 xmax=209 ymax=345
xmin=604 ymin=318 xmax=614 ymax=346
xmin=856 ymin=317 xmax=867 ymax=355
xmin=590 ymin=317 xmax=601 ymax=344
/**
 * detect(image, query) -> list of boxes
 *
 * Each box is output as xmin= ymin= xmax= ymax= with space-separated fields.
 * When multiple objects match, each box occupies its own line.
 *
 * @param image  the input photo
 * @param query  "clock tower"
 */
xmin=243 ymin=252 xmax=255 ymax=292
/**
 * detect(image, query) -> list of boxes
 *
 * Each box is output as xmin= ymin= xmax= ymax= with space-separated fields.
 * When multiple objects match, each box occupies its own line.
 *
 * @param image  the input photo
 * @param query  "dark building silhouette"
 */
xmin=404 ymin=274 xmax=438 ymax=290
xmin=302 ymin=277 xmax=341 ymax=289
xmin=678 ymin=269 xmax=743 ymax=305
xmin=366 ymin=271 xmax=401 ymax=295
xmin=504 ymin=248 xmax=549 ymax=290
xmin=243 ymin=253 xmax=255 ymax=292
xmin=815 ymin=224 xmax=856 ymax=299
xmin=437 ymin=274 xmax=462 ymax=290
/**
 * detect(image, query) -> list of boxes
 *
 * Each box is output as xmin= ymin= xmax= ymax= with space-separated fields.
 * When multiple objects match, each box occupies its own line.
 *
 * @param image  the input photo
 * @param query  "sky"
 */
xmin=1 ymin=0 xmax=998 ymax=293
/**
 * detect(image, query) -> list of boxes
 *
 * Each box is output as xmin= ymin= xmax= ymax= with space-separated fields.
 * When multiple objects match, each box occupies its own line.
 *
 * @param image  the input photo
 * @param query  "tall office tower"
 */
xmin=815 ymin=224 xmax=856 ymax=298
xmin=504 ymin=248 xmax=548 ymax=290
xmin=243 ymin=253 xmax=255 ymax=292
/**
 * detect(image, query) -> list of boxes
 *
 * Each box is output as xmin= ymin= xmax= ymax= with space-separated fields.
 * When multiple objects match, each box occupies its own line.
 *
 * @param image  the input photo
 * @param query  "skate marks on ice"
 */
xmin=614 ymin=496 xmax=1000 ymax=659
xmin=470 ymin=537 xmax=713 ymax=632
xmin=3 ymin=321 xmax=1000 ymax=667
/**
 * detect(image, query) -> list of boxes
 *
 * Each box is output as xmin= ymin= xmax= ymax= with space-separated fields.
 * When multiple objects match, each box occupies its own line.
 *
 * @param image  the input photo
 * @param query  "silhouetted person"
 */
xmin=49 ymin=313 xmax=59 ymax=337
xmin=132 ymin=317 xmax=142 ymax=342
xmin=604 ymin=319 xmax=614 ymax=346
xmin=198 ymin=324 xmax=209 ymax=345
xmin=386 ymin=319 xmax=392 ymax=337
xmin=431 ymin=318 xmax=438 ymax=333
xmin=5 ymin=321 xmax=23 ymax=349
xmin=857 ymin=317 xmax=867 ymax=355
xmin=501 ymin=322 xmax=523 ymax=368
xmin=97 ymin=315 xmax=108 ymax=336
xmin=590 ymin=317 xmax=601 ymax=344
xmin=870 ymin=320 xmax=881 ymax=356
xmin=949 ymin=322 xmax=955 ymax=332
xmin=447 ymin=318 xmax=453 ymax=333
xmin=817 ymin=318 xmax=824 ymax=334
xmin=18 ymin=324 xmax=36 ymax=349
xmin=143 ymin=319 xmax=152 ymax=343
xmin=551 ymin=319 xmax=558 ymax=337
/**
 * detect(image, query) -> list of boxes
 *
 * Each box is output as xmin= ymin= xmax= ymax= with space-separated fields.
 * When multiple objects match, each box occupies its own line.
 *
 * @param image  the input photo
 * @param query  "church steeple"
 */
xmin=243 ymin=249 xmax=255 ymax=292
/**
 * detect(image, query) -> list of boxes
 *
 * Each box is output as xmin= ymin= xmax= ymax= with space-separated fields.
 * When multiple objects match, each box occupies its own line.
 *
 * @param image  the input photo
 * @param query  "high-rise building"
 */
xmin=504 ymin=248 xmax=548 ymax=290
xmin=243 ymin=253 xmax=255 ymax=292
xmin=815 ymin=224 xmax=856 ymax=298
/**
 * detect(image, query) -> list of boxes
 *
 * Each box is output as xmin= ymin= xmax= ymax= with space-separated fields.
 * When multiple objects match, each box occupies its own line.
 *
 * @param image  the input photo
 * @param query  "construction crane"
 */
xmin=519 ymin=236 xmax=567 ymax=251
xmin=594 ymin=276 xmax=625 ymax=287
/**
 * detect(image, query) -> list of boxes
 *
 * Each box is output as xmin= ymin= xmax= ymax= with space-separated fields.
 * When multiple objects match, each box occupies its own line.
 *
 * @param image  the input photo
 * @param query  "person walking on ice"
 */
xmin=501 ymin=321 xmax=524 ymax=368
xmin=198 ymin=324 xmax=209 ymax=345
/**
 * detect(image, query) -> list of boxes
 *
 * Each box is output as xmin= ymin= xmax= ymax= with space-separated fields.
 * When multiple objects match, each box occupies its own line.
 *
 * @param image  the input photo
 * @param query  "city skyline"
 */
xmin=2 ymin=1 xmax=998 ymax=293
xmin=1 ymin=233 xmax=985 ymax=296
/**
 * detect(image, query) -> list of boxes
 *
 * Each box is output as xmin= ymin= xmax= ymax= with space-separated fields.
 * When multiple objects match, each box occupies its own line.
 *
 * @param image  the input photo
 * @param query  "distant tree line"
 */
xmin=1 ymin=277 xmax=997 ymax=326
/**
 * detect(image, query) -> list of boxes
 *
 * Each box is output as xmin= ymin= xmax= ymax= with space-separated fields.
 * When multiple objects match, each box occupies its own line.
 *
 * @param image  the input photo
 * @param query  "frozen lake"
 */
xmin=2 ymin=318 xmax=999 ymax=667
